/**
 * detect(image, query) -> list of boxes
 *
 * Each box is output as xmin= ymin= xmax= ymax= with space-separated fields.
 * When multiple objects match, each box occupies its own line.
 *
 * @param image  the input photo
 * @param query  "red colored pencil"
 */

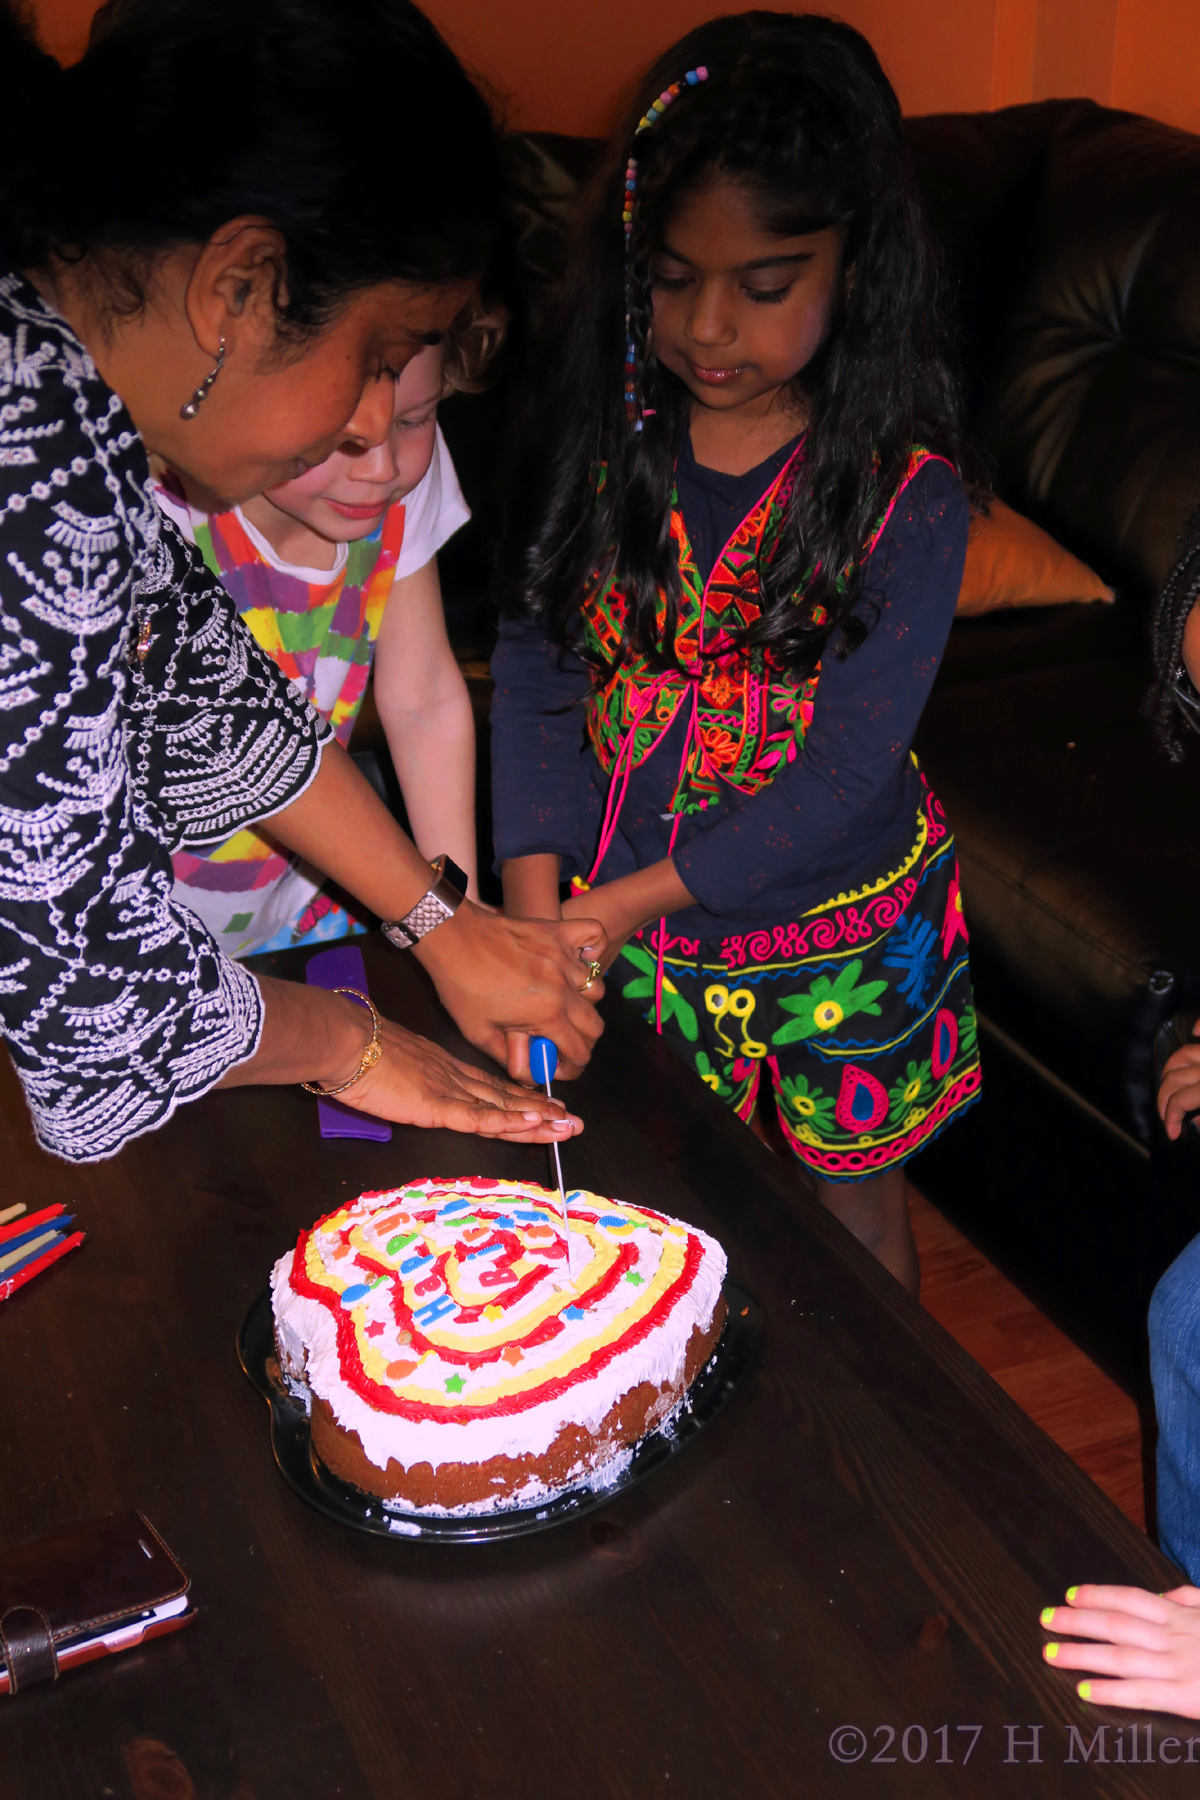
xmin=0 ymin=1202 xmax=65 ymax=1247
xmin=0 ymin=1231 xmax=84 ymax=1302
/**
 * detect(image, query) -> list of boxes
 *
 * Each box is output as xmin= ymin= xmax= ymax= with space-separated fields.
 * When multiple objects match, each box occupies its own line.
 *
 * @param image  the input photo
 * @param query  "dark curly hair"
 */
xmin=1149 ymin=504 xmax=1200 ymax=760
xmin=0 ymin=0 xmax=503 ymax=337
xmin=501 ymin=10 xmax=970 ymax=678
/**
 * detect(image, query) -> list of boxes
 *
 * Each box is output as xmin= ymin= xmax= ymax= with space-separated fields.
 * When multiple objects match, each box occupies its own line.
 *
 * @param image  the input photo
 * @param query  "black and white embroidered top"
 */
xmin=0 ymin=271 xmax=331 ymax=1162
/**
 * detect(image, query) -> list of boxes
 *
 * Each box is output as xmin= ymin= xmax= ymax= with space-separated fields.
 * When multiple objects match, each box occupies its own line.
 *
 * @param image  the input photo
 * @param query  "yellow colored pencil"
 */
xmin=0 ymin=1202 xmax=27 ymax=1227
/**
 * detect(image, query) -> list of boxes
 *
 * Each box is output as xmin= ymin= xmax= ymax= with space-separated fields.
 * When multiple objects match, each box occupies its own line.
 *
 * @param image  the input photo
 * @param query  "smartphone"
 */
xmin=0 ymin=1511 xmax=195 ymax=1697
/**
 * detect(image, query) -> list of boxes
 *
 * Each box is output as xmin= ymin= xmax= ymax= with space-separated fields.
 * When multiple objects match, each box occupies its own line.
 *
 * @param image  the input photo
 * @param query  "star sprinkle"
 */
xmin=625 ymin=1272 xmax=644 ymax=1285
xmin=502 ymin=1345 xmax=523 ymax=1365
xmin=562 ymin=1305 xmax=586 ymax=1321
xmin=444 ymin=1373 xmax=466 ymax=1394
xmin=483 ymin=1305 xmax=504 ymax=1322
xmin=364 ymin=1320 xmax=385 ymax=1338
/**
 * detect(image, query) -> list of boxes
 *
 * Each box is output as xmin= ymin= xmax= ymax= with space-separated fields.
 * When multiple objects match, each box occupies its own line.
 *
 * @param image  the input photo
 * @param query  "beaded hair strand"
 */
xmin=1149 ymin=503 xmax=1200 ymax=760
xmin=623 ymin=64 xmax=709 ymax=429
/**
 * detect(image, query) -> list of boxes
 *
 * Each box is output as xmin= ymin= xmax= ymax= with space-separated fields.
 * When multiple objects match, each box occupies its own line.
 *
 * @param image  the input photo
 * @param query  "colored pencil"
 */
xmin=0 ymin=1231 xmax=84 ymax=1303
xmin=0 ymin=1228 xmax=61 ymax=1275
xmin=0 ymin=1202 xmax=26 ymax=1227
xmin=0 ymin=1202 xmax=65 ymax=1247
xmin=0 ymin=1216 xmax=73 ymax=1263
xmin=0 ymin=1230 xmax=69 ymax=1281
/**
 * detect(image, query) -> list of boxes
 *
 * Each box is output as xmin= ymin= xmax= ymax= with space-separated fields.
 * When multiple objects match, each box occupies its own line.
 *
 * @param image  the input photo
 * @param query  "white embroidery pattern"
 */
xmin=0 ymin=273 xmax=332 ymax=1162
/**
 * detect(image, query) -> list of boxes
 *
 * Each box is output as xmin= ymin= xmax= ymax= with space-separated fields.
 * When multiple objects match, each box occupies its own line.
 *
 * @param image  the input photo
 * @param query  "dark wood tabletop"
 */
xmin=0 ymin=936 xmax=1191 ymax=1798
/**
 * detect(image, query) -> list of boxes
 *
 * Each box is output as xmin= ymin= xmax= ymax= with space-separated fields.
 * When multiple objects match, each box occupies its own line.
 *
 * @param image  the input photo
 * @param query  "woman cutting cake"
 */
xmin=0 ymin=0 xmax=603 ymax=1161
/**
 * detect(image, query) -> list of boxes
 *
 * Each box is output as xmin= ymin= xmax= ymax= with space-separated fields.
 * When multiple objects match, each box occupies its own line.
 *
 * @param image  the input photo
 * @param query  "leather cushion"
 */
xmin=917 ymin=645 xmax=1200 ymax=1126
xmin=911 ymin=101 xmax=1200 ymax=598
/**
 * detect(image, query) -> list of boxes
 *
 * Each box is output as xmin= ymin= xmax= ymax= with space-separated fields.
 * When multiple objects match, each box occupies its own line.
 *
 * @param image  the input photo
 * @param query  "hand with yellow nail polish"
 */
xmin=1038 ymin=1583 xmax=1200 ymax=1717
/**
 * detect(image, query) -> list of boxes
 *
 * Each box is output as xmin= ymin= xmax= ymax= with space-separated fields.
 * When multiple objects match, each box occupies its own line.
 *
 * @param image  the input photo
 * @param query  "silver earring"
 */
xmin=180 ymin=336 xmax=226 ymax=420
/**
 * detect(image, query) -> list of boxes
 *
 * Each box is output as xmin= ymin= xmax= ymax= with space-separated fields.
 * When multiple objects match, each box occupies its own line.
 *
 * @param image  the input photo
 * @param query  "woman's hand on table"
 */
xmin=341 ymin=1014 xmax=583 ymax=1142
xmin=1040 ymin=1584 xmax=1200 ymax=1716
xmin=1158 ymin=1030 xmax=1200 ymax=1139
xmin=216 ymin=976 xmax=581 ymax=1143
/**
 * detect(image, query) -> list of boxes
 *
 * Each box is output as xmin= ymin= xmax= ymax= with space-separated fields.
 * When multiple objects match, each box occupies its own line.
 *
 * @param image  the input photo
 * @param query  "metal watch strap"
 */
xmin=381 ymin=856 xmax=467 ymax=949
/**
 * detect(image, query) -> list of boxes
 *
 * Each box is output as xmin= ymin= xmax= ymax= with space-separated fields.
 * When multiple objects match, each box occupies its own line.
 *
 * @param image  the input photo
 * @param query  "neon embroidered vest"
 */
xmin=581 ymin=445 xmax=943 ymax=817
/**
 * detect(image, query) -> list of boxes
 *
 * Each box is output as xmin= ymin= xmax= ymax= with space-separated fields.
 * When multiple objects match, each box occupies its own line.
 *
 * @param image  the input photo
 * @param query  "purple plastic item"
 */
xmin=304 ymin=943 xmax=392 ymax=1141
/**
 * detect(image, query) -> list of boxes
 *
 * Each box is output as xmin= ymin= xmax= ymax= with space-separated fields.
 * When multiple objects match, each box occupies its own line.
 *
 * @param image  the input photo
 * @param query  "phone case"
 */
xmin=0 ymin=1510 xmax=193 ymax=1696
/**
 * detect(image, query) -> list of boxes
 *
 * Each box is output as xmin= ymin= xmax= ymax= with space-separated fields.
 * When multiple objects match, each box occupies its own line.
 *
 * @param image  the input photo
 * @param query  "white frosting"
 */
xmin=270 ymin=1177 xmax=726 ymax=1484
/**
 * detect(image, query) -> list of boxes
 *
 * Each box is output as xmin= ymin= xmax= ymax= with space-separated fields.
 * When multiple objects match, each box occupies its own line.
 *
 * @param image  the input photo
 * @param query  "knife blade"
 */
xmin=529 ymin=1036 xmax=576 ymax=1286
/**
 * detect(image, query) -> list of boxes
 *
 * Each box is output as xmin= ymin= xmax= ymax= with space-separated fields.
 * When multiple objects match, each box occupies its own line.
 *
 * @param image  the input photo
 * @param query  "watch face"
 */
xmin=441 ymin=857 xmax=468 ymax=898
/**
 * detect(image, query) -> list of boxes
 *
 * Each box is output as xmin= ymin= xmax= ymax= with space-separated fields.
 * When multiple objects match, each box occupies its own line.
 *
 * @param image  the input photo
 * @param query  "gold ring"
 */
xmin=580 ymin=958 xmax=602 ymax=993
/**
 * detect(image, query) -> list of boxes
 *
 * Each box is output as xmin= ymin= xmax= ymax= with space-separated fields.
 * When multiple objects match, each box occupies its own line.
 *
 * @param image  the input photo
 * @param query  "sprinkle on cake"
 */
xmin=271 ymin=1176 xmax=728 ymax=1511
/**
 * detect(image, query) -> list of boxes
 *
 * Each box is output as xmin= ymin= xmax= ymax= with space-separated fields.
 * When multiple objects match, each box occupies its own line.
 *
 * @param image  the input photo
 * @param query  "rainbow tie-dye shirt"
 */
xmin=156 ymin=428 xmax=468 ymax=956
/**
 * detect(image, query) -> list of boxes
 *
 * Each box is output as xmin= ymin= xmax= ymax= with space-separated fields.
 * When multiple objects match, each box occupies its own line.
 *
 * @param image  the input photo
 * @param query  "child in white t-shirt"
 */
xmin=155 ymin=340 xmax=480 ymax=956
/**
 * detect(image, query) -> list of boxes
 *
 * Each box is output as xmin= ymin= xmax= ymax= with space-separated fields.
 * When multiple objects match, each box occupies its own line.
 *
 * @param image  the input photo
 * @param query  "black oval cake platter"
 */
xmin=236 ymin=1278 xmax=763 ymax=1544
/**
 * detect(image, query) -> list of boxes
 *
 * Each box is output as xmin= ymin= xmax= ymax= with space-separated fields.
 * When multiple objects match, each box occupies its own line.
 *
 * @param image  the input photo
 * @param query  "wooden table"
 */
xmin=1 ymin=938 xmax=1191 ymax=1798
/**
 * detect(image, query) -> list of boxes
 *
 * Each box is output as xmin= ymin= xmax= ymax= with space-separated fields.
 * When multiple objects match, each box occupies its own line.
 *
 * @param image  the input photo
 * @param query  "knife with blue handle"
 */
xmin=530 ymin=1036 xmax=576 ymax=1285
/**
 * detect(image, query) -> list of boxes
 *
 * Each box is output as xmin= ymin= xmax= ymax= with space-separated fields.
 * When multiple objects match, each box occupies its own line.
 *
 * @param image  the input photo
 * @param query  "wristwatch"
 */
xmin=381 ymin=855 xmax=468 ymax=949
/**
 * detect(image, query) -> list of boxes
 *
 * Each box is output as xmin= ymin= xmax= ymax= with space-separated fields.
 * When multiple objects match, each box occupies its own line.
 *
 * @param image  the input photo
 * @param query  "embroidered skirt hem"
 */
xmin=613 ymin=776 xmax=980 ymax=1182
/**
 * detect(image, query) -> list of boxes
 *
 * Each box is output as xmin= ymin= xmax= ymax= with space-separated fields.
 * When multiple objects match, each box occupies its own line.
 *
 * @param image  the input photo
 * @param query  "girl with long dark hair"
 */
xmin=0 ymin=0 xmax=604 ymax=1162
xmin=493 ymin=12 xmax=981 ymax=1289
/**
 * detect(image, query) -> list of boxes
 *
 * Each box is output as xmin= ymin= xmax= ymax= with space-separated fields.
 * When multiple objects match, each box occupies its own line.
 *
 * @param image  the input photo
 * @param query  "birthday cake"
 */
xmin=270 ymin=1177 xmax=727 ymax=1512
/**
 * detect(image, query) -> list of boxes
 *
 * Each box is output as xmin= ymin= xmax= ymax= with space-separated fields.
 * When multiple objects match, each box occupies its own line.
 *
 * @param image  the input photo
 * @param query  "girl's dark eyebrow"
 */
xmin=739 ymin=252 xmax=817 ymax=271
xmin=656 ymin=243 xmax=818 ymax=272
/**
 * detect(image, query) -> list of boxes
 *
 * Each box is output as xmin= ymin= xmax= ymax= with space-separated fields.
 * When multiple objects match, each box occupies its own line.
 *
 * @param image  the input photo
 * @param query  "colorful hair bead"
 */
xmin=622 ymin=64 xmax=711 ymax=428
xmin=632 ymin=64 xmax=708 ymax=140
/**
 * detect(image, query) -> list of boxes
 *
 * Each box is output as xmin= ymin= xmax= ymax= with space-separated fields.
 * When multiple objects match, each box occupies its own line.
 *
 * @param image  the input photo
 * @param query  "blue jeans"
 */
xmin=1150 ymin=1230 xmax=1200 ymax=1583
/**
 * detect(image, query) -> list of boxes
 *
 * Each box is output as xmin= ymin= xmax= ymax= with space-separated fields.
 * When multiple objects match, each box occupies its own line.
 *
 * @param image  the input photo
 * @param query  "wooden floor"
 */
xmin=910 ymin=1188 xmax=1147 ymax=1530
xmin=751 ymin=1090 xmax=1148 ymax=1530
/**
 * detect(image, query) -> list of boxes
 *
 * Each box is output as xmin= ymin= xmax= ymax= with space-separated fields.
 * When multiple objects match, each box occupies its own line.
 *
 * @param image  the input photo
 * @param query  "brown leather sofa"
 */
xmin=905 ymin=100 xmax=1200 ymax=1392
xmin=426 ymin=100 xmax=1200 ymax=1390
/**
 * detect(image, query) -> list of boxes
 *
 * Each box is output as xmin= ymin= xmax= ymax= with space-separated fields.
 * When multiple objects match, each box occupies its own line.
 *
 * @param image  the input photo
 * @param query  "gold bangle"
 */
xmin=300 ymin=988 xmax=383 ymax=1097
